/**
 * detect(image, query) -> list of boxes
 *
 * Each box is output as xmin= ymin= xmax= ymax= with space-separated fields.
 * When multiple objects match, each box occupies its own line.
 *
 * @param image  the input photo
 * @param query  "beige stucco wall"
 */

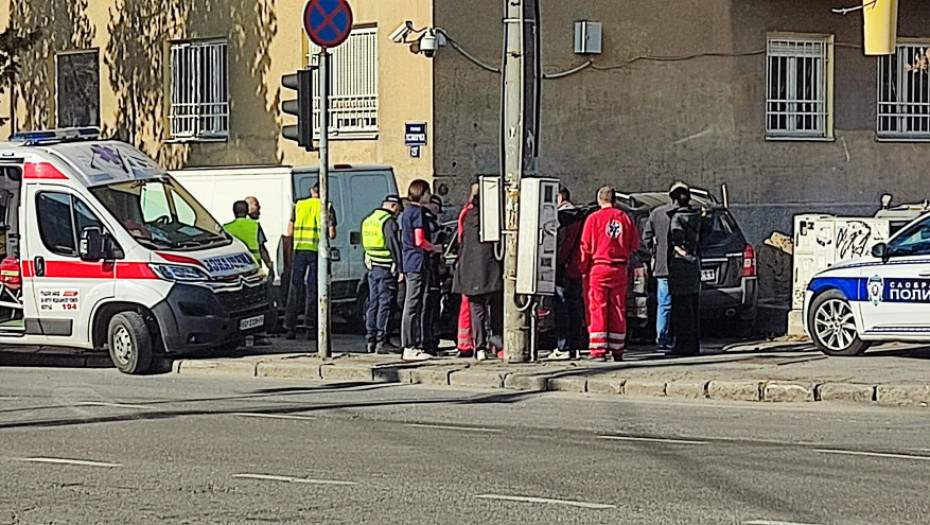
xmin=0 ymin=0 xmax=433 ymax=193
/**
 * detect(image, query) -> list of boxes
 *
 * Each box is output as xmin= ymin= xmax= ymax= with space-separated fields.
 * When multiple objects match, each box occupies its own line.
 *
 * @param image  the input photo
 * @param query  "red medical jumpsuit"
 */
xmin=456 ymin=202 xmax=475 ymax=353
xmin=580 ymin=206 xmax=639 ymax=357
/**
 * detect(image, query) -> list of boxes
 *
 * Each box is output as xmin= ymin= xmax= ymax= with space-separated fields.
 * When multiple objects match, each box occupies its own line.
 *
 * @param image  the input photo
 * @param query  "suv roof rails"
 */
xmin=10 ymin=127 xmax=100 ymax=146
xmin=689 ymin=187 xmax=721 ymax=205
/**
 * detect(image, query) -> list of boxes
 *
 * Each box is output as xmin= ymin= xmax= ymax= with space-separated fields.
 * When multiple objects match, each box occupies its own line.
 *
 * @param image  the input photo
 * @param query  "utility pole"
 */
xmin=502 ymin=0 xmax=540 ymax=363
xmin=317 ymin=49 xmax=331 ymax=359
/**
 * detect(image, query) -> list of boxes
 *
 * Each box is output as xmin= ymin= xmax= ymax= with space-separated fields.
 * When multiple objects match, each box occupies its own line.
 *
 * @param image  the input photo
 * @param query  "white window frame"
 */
xmin=877 ymin=40 xmax=930 ymax=141
xmin=765 ymin=34 xmax=834 ymax=140
xmin=307 ymin=26 xmax=378 ymax=139
xmin=167 ymin=39 xmax=229 ymax=141
xmin=55 ymin=49 xmax=100 ymax=128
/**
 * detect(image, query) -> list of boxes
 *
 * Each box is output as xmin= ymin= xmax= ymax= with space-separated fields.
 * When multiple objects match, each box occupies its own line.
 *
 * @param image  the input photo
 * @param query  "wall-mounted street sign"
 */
xmin=304 ymin=0 xmax=354 ymax=48
xmin=405 ymin=122 xmax=427 ymax=146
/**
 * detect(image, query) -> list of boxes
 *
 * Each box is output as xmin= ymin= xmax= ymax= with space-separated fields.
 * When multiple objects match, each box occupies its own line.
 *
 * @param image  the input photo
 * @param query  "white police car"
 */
xmin=804 ymin=211 xmax=930 ymax=355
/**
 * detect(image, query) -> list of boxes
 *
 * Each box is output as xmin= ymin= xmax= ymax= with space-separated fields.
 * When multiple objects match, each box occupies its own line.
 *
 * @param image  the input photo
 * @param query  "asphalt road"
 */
xmin=0 ymin=369 xmax=928 ymax=524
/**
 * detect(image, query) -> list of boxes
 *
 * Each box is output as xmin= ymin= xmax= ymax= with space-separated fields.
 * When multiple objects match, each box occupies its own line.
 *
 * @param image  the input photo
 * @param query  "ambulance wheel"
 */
xmin=108 ymin=311 xmax=154 ymax=374
xmin=808 ymin=290 xmax=870 ymax=356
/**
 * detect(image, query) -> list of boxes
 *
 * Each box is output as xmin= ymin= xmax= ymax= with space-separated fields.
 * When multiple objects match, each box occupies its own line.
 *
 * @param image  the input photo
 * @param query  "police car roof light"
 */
xmin=10 ymin=127 xmax=100 ymax=145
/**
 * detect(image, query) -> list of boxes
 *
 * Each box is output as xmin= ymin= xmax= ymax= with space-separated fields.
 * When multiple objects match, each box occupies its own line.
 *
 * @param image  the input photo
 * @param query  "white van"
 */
xmin=0 ymin=129 xmax=269 ymax=374
xmin=171 ymin=164 xmax=399 ymax=327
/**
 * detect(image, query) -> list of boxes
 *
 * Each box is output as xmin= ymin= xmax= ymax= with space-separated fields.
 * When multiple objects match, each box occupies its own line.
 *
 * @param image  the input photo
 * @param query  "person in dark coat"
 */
xmin=452 ymin=191 xmax=503 ymax=361
xmin=643 ymin=195 xmax=674 ymax=350
xmin=666 ymin=182 xmax=703 ymax=356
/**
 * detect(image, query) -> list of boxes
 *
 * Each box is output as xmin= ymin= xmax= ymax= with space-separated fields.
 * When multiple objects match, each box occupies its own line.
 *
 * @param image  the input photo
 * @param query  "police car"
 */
xmin=804 ymin=211 xmax=930 ymax=355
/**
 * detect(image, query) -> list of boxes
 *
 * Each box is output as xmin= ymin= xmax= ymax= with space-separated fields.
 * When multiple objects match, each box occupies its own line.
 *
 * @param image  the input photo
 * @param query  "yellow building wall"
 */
xmin=0 ymin=0 xmax=434 ymax=192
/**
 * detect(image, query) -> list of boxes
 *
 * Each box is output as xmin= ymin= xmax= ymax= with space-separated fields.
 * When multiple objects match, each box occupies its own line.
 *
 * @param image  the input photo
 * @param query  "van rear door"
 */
xmin=343 ymin=171 xmax=394 ymax=281
xmin=23 ymin=185 xmax=114 ymax=341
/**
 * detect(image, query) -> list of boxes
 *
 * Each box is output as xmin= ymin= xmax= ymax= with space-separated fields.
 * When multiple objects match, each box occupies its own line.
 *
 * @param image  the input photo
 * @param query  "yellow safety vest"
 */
xmin=361 ymin=209 xmax=393 ymax=265
xmin=294 ymin=198 xmax=322 ymax=252
xmin=223 ymin=218 xmax=261 ymax=262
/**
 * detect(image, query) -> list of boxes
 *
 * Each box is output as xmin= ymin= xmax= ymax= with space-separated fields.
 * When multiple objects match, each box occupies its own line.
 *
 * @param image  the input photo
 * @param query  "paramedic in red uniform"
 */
xmin=579 ymin=186 xmax=639 ymax=361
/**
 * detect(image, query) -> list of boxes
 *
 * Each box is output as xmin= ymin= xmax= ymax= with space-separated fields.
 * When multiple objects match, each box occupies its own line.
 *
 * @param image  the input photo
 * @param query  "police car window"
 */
xmin=36 ymin=192 xmax=77 ymax=256
xmin=888 ymin=217 xmax=930 ymax=256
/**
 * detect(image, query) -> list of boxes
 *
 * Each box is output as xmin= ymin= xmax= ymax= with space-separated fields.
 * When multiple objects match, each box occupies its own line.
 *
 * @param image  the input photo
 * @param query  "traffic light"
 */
xmin=281 ymin=68 xmax=316 ymax=150
xmin=863 ymin=0 xmax=898 ymax=55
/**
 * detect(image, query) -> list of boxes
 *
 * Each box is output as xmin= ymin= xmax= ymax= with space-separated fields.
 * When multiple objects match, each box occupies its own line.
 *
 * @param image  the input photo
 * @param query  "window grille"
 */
xmin=308 ymin=27 xmax=378 ymax=137
xmin=878 ymin=42 xmax=930 ymax=140
xmin=169 ymin=39 xmax=229 ymax=140
xmin=766 ymin=36 xmax=831 ymax=139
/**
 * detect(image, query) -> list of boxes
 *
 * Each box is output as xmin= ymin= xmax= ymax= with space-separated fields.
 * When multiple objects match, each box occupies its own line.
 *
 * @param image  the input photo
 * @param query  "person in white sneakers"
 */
xmin=400 ymin=180 xmax=442 ymax=361
xmin=452 ymin=185 xmax=503 ymax=361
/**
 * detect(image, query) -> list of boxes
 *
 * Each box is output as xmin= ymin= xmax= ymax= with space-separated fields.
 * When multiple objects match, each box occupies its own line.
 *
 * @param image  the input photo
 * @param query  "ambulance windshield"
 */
xmin=90 ymin=176 xmax=230 ymax=251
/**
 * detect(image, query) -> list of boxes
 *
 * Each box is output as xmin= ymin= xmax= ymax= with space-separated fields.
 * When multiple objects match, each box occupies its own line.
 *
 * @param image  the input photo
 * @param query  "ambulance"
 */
xmin=0 ymin=128 xmax=269 ymax=374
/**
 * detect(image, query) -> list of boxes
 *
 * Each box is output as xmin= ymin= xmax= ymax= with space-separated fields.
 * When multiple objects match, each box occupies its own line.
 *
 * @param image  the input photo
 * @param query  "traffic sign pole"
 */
xmin=304 ymin=0 xmax=352 ymax=359
xmin=317 ymin=49 xmax=331 ymax=359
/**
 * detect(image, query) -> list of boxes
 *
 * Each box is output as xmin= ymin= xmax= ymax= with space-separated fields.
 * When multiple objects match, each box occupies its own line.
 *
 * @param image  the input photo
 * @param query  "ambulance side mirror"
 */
xmin=871 ymin=242 xmax=889 ymax=263
xmin=80 ymin=227 xmax=107 ymax=262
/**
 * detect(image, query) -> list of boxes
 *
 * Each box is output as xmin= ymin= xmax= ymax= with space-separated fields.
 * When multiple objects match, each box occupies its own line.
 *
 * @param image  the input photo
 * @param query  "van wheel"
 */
xmin=108 ymin=312 xmax=153 ymax=374
xmin=808 ymin=290 xmax=870 ymax=356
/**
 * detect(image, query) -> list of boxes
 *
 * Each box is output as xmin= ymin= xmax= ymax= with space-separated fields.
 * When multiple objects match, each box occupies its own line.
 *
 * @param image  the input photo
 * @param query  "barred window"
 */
xmin=308 ymin=26 xmax=378 ymax=137
xmin=766 ymin=35 xmax=833 ymax=139
xmin=877 ymin=42 xmax=930 ymax=140
xmin=168 ymin=39 xmax=228 ymax=140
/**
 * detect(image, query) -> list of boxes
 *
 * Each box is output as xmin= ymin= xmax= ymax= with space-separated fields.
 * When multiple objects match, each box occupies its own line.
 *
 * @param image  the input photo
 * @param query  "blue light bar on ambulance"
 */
xmin=10 ymin=127 xmax=100 ymax=145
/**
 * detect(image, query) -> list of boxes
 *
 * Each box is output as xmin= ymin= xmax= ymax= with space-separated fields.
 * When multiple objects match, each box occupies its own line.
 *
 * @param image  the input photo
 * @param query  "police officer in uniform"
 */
xmin=361 ymin=195 xmax=404 ymax=354
xmin=285 ymin=183 xmax=337 ymax=340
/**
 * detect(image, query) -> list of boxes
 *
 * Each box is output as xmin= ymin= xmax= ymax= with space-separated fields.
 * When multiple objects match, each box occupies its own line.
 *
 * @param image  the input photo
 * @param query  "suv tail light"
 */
xmin=631 ymin=263 xmax=648 ymax=294
xmin=742 ymin=244 xmax=756 ymax=278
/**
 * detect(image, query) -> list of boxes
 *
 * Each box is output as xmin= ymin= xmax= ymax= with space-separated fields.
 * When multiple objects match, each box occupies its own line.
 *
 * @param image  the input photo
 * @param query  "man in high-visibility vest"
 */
xmin=361 ymin=194 xmax=403 ymax=354
xmin=224 ymin=200 xmax=273 ymax=347
xmin=224 ymin=200 xmax=261 ymax=263
xmin=285 ymin=183 xmax=337 ymax=340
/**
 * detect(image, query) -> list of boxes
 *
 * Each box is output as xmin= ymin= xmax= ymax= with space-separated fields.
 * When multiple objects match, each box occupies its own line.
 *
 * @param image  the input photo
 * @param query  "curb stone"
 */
xmin=876 ymin=385 xmax=930 ymax=405
xmin=256 ymin=361 xmax=321 ymax=380
xmin=666 ymin=380 xmax=708 ymax=399
xmin=175 ymin=359 xmax=257 ymax=378
xmin=586 ymin=377 xmax=624 ymax=395
xmin=707 ymin=380 xmax=761 ymax=402
xmin=449 ymin=368 xmax=509 ymax=389
xmin=817 ymin=383 xmax=875 ymax=403
xmin=547 ymin=376 xmax=587 ymax=393
xmin=623 ymin=379 xmax=667 ymax=397
xmin=320 ymin=364 xmax=374 ymax=382
xmin=504 ymin=373 xmax=550 ymax=391
xmin=763 ymin=382 xmax=815 ymax=403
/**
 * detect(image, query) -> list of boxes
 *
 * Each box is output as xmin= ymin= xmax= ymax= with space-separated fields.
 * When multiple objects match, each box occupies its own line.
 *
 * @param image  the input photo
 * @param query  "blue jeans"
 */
xmin=366 ymin=266 xmax=396 ymax=344
xmin=555 ymin=278 xmax=585 ymax=351
xmin=656 ymin=277 xmax=672 ymax=346
xmin=285 ymin=251 xmax=318 ymax=331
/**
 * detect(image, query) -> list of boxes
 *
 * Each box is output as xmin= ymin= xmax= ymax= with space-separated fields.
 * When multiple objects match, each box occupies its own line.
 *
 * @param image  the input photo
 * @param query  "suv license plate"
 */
xmin=701 ymin=269 xmax=716 ymax=282
xmin=239 ymin=315 xmax=265 ymax=331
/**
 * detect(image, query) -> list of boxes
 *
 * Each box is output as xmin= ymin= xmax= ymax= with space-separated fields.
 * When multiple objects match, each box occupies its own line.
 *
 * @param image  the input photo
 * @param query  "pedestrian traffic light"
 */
xmin=863 ymin=0 xmax=898 ymax=55
xmin=281 ymin=68 xmax=316 ymax=150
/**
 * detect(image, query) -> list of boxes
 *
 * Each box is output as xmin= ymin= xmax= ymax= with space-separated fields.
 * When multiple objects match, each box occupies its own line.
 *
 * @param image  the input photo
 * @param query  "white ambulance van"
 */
xmin=0 ymin=128 xmax=269 ymax=374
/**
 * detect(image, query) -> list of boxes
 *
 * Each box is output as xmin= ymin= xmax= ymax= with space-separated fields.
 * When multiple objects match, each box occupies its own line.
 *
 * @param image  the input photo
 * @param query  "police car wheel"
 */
xmin=108 ymin=311 xmax=154 ymax=374
xmin=808 ymin=290 xmax=870 ymax=357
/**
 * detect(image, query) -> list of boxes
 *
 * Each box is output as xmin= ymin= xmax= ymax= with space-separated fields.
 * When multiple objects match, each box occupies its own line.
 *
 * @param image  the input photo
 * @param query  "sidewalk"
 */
xmin=172 ymin=336 xmax=930 ymax=407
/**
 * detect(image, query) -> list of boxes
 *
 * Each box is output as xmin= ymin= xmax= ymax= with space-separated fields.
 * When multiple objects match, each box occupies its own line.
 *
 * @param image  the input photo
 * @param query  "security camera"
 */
xmin=418 ymin=29 xmax=446 ymax=58
xmin=388 ymin=21 xmax=413 ymax=43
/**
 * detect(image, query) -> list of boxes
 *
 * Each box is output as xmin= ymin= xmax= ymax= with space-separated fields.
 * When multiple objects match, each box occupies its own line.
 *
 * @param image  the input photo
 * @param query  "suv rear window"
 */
xmin=702 ymin=210 xmax=739 ymax=246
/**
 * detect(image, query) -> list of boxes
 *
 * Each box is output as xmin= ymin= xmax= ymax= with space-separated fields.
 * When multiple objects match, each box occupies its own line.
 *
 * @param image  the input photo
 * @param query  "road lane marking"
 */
xmin=598 ymin=435 xmax=706 ymax=445
xmin=232 ymin=473 xmax=356 ymax=485
xmin=406 ymin=423 xmax=502 ymax=433
xmin=475 ymin=494 xmax=615 ymax=510
xmin=15 ymin=457 xmax=122 ymax=468
xmin=816 ymin=449 xmax=930 ymax=461
xmin=77 ymin=402 xmax=149 ymax=409
xmin=232 ymin=413 xmax=317 ymax=421
xmin=744 ymin=521 xmax=822 ymax=525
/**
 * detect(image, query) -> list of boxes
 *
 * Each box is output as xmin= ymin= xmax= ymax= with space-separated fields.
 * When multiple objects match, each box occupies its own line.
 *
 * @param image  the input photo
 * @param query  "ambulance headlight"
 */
xmin=150 ymin=264 xmax=211 ymax=282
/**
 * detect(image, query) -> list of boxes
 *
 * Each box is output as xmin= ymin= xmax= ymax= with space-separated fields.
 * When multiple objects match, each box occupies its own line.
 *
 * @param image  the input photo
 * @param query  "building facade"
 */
xmin=3 ymin=0 xmax=930 ymax=243
xmin=0 ymin=0 xmax=434 ymax=193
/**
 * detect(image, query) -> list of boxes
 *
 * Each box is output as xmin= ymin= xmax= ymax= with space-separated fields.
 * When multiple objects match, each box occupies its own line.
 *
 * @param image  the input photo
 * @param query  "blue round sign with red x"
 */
xmin=304 ymin=0 xmax=354 ymax=48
